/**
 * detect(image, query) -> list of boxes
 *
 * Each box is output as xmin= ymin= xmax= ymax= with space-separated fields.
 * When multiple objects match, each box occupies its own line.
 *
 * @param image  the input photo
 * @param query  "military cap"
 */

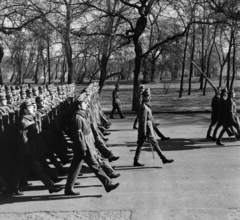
xmin=38 ymin=86 xmax=44 ymax=91
xmin=12 ymin=89 xmax=18 ymax=96
xmin=20 ymin=99 xmax=33 ymax=109
xmin=142 ymin=88 xmax=151 ymax=97
xmin=0 ymin=86 xmax=5 ymax=93
xmin=221 ymin=88 xmax=228 ymax=96
xmin=26 ymin=89 xmax=32 ymax=94
xmin=31 ymin=98 xmax=36 ymax=104
xmin=6 ymin=93 xmax=13 ymax=100
xmin=228 ymin=89 xmax=235 ymax=96
xmin=10 ymin=85 xmax=15 ymax=91
xmin=35 ymin=95 xmax=44 ymax=103
xmin=32 ymin=87 xmax=38 ymax=92
xmin=20 ymin=90 xmax=26 ymax=95
xmin=0 ymin=93 xmax=6 ymax=101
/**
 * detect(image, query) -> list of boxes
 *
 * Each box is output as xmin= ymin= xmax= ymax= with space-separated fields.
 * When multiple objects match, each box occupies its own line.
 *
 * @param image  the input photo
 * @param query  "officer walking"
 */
xmin=133 ymin=88 xmax=174 ymax=166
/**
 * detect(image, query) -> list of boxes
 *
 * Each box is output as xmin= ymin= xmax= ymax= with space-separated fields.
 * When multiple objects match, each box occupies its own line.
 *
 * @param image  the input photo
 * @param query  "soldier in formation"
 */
xmin=0 ymin=82 xmax=118 ymax=196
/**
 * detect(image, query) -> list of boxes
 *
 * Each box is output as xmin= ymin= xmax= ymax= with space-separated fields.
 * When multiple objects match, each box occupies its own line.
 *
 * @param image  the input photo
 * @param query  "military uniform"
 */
xmin=10 ymin=100 xmax=63 ymax=195
xmin=217 ymin=90 xmax=240 ymax=145
xmin=65 ymin=107 xmax=119 ymax=195
xmin=133 ymin=89 xmax=174 ymax=166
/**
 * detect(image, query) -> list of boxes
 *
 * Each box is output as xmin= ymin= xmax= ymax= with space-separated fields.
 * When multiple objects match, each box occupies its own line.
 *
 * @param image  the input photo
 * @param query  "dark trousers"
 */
xmin=65 ymin=148 xmax=112 ymax=191
xmin=133 ymin=115 xmax=138 ymax=127
xmin=218 ymin=122 xmax=240 ymax=140
xmin=95 ymin=138 xmax=112 ymax=158
xmin=134 ymin=135 xmax=165 ymax=162
xmin=12 ymin=156 xmax=54 ymax=191
xmin=207 ymin=116 xmax=218 ymax=136
xmin=96 ymin=153 xmax=114 ymax=176
xmin=213 ymin=121 xmax=234 ymax=138
xmin=110 ymin=104 xmax=124 ymax=118
xmin=153 ymin=124 xmax=166 ymax=139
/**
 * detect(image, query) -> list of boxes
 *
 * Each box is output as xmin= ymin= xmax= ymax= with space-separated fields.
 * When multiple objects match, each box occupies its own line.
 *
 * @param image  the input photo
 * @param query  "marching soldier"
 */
xmin=133 ymin=88 xmax=174 ymax=166
xmin=4 ymin=99 xmax=63 ymax=195
xmin=206 ymin=87 xmax=221 ymax=139
xmin=64 ymin=99 xmax=119 ymax=195
xmin=212 ymin=88 xmax=234 ymax=140
xmin=216 ymin=89 xmax=240 ymax=145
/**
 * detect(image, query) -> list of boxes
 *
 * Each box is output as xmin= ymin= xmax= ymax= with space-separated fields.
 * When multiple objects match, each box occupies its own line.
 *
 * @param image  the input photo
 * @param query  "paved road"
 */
xmin=0 ymin=113 xmax=240 ymax=220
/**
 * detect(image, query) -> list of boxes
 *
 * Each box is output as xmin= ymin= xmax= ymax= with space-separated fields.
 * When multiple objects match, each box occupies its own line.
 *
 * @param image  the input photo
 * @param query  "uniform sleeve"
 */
xmin=18 ymin=121 xmax=30 ymax=155
xmin=75 ymin=116 xmax=87 ymax=152
xmin=139 ymin=106 xmax=147 ymax=136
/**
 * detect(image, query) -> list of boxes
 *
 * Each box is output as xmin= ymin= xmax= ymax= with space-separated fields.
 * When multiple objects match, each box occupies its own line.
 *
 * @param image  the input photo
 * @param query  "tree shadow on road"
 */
xmin=127 ymin=137 xmax=240 ymax=152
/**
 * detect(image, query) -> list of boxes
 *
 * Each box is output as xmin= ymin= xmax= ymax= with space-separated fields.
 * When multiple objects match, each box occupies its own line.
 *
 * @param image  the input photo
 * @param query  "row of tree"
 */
xmin=0 ymin=0 xmax=239 ymax=109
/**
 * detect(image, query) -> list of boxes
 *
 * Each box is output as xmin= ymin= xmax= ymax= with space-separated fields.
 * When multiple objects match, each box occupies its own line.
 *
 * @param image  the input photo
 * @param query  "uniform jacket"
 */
xmin=224 ymin=98 xmax=239 ymax=127
xmin=217 ymin=97 xmax=227 ymax=123
xmin=71 ymin=110 xmax=96 ymax=157
xmin=211 ymin=94 xmax=220 ymax=121
xmin=138 ymin=102 xmax=156 ymax=138
xmin=18 ymin=115 xmax=45 ymax=159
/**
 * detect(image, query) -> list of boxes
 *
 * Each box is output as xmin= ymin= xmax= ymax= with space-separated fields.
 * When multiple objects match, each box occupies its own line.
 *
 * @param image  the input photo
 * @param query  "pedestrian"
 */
xmin=133 ymin=88 xmax=174 ymax=166
xmin=206 ymin=87 xmax=221 ymax=139
xmin=64 ymin=99 xmax=119 ymax=195
xmin=212 ymin=88 xmax=234 ymax=140
xmin=216 ymin=89 xmax=240 ymax=145
xmin=110 ymin=84 xmax=125 ymax=119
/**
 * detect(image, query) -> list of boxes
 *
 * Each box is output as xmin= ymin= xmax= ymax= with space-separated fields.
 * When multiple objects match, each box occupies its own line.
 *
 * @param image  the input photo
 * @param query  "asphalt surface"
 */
xmin=0 ymin=113 xmax=240 ymax=220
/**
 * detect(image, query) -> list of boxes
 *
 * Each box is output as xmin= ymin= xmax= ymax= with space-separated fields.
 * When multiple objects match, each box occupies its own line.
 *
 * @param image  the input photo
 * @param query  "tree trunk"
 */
xmin=188 ymin=24 xmax=195 ymax=95
xmin=47 ymin=38 xmax=51 ymax=84
xmin=179 ymin=28 xmax=189 ymax=98
xmin=230 ymin=33 xmax=236 ymax=90
xmin=99 ymin=54 xmax=108 ymax=94
xmin=132 ymin=38 xmax=142 ymax=111
xmin=226 ymin=31 xmax=233 ymax=89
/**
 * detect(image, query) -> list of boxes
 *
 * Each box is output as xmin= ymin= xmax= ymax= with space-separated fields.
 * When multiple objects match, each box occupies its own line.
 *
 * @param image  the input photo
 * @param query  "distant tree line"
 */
xmin=0 ymin=0 xmax=239 ymax=109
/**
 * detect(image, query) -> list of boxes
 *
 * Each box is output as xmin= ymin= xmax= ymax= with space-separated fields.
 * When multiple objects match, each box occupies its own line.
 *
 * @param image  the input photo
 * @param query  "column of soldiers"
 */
xmin=0 ymin=82 xmax=119 ymax=196
xmin=206 ymin=87 xmax=240 ymax=145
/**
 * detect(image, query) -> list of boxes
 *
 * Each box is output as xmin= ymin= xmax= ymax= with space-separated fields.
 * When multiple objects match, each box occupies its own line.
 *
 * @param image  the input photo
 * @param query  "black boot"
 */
xmin=133 ymin=160 xmax=145 ymax=166
xmin=161 ymin=155 xmax=174 ymax=164
xmin=216 ymin=139 xmax=224 ymax=146
xmin=206 ymin=133 xmax=212 ymax=139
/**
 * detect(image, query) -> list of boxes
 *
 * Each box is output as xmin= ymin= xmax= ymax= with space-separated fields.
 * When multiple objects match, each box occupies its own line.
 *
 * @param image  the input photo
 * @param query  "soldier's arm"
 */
xmin=75 ymin=116 xmax=87 ymax=152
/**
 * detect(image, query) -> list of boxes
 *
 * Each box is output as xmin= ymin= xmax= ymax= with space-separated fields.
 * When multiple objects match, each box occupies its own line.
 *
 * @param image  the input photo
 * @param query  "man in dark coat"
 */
xmin=206 ymin=88 xmax=221 ymax=139
xmin=64 ymin=99 xmax=120 ymax=195
xmin=212 ymin=88 xmax=234 ymax=140
xmin=110 ymin=84 xmax=125 ymax=119
xmin=133 ymin=88 xmax=174 ymax=166
xmin=216 ymin=89 xmax=240 ymax=145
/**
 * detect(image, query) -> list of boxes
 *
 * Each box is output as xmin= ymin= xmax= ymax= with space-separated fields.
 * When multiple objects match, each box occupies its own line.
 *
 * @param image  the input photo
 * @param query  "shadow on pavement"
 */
xmin=20 ymin=184 xmax=102 ymax=193
xmin=0 ymin=194 xmax=102 ymax=204
xmin=127 ymin=138 xmax=240 ymax=152
xmin=114 ymin=166 xmax=162 ymax=171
